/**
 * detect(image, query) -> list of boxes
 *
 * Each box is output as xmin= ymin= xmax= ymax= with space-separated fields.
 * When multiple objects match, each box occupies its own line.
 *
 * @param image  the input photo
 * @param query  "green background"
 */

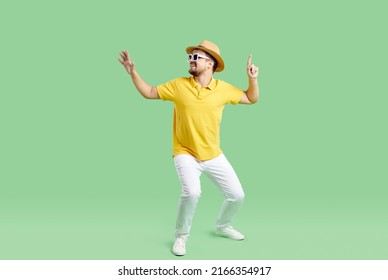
xmin=1 ymin=0 xmax=387 ymax=260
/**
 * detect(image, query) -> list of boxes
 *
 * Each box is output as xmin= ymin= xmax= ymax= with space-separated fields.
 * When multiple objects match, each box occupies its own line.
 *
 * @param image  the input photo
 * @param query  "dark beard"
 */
xmin=188 ymin=68 xmax=199 ymax=76
xmin=189 ymin=66 xmax=205 ymax=76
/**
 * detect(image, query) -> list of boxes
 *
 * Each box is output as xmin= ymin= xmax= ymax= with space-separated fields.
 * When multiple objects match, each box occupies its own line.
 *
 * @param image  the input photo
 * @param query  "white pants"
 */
xmin=173 ymin=153 xmax=245 ymax=238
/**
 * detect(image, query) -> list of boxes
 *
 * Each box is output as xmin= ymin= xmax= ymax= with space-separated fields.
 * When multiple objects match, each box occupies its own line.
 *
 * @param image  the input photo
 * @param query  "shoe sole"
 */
xmin=215 ymin=232 xmax=244 ymax=240
xmin=172 ymin=250 xmax=186 ymax=256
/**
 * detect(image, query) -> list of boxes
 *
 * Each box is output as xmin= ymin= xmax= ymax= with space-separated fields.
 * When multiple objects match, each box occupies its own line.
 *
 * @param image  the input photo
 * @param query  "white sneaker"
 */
xmin=172 ymin=236 xmax=187 ymax=256
xmin=216 ymin=226 xmax=244 ymax=240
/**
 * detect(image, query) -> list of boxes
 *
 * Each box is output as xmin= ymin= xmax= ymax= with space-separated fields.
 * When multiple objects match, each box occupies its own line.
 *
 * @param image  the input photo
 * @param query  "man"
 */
xmin=118 ymin=40 xmax=259 ymax=256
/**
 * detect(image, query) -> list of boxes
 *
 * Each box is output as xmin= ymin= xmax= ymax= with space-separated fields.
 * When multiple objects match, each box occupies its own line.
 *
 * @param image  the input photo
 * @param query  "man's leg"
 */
xmin=204 ymin=153 xmax=245 ymax=239
xmin=172 ymin=154 xmax=203 ymax=255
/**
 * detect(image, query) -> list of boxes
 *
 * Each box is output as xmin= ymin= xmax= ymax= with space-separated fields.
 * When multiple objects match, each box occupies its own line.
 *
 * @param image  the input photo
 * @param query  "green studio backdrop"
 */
xmin=0 ymin=0 xmax=387 ymax=259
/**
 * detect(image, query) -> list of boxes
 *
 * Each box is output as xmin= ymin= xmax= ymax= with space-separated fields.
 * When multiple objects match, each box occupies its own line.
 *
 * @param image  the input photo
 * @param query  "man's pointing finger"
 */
xmin=247 ymin=54 xmax=252 ymax=66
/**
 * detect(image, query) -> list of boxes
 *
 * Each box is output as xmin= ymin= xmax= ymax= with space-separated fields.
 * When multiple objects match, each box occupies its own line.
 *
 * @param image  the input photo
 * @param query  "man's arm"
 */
xmin=118 ymin=50 xmax=160 ymax=99
xmin=239 ymin=54 xmax=259 ymax=104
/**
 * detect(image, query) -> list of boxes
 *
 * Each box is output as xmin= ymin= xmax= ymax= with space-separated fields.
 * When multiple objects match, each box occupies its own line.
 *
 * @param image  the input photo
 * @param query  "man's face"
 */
xmin=188 ymin=49 xmax=212 ymax=76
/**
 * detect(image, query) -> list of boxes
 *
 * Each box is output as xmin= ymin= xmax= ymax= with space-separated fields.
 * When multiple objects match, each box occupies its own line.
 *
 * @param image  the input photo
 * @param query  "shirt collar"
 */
xmin=190 ymin=76 xmax=217 ymax=90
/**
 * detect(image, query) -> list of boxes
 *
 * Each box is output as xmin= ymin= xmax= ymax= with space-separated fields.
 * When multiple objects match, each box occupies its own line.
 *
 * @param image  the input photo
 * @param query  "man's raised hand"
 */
xmin=118 ymin=50 xmax=135 ymax=75
xmin=247 ymin=54 xmax=259 ymax=80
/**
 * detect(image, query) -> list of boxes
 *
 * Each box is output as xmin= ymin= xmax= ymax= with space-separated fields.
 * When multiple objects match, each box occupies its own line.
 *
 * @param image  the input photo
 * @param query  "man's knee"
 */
xmin=235 ymin=191 xmax=245 ymax=202
xmin=229 ymin=189 xmax=245 ymax=203
xmin=181 ymin=188 xmax=201 ymax=200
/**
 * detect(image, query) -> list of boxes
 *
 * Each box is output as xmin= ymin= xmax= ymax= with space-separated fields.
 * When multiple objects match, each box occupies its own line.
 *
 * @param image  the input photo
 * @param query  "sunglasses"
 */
xmin=187 ymin=53 xmax=211 ymax=61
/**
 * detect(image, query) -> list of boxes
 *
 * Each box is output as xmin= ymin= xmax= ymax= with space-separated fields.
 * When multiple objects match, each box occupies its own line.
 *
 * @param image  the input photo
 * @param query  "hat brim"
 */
xmin=186 ymin=46 xmax=224 ymax=72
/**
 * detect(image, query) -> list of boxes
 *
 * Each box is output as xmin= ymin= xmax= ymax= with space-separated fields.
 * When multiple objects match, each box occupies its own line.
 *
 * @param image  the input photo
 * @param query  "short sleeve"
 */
xmin=222 ymin=81 xmax=244 ymax=105
xmin=156 ymin=79 xmax=177 ymax=101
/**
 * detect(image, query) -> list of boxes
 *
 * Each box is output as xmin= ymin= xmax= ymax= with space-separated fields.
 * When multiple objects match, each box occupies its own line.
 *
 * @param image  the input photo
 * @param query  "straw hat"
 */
xmin=186 ymin=40 xmax=224 ymax=72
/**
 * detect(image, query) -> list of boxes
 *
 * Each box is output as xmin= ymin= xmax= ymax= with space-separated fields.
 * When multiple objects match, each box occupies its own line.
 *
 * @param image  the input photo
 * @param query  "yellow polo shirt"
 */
xmin=157 ymin=76 xmax=243 ymax=161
